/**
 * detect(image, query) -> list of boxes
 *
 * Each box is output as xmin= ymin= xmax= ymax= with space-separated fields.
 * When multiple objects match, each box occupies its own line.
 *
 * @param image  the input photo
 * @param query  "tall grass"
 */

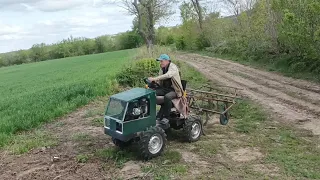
xmin=0 ymin=49 xmax=136 ymax=147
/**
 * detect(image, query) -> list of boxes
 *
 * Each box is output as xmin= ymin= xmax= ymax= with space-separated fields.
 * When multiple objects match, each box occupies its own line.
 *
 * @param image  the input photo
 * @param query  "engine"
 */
xmin=124 ymin=97 xmax=149 ymax=121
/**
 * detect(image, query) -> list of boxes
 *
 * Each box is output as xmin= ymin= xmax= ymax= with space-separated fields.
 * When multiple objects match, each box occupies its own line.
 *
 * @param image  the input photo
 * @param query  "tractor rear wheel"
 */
xmin=183 ymin=115 xmax=203 ymax=142
xmin=138 ymin=126 xmax=167 ymax=160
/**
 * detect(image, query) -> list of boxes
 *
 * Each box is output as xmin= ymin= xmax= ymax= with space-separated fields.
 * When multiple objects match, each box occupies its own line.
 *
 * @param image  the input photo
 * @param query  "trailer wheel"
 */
xmin=219 ymin=103 xmax=229 ymax=125
xmin=183 ymin=115 xmax=202 ymax=142
xmin=112 ymin=137 xmax=132 ymax=149
xmin=138 ymin=126 xmax=167 ymax=160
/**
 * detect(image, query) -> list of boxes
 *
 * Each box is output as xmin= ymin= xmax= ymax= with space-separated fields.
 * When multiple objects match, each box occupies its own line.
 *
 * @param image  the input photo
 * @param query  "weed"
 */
xmin=95 ymin=147 xmax=135 ymax=168
xmin=76 ymin=154 xmax=89 ymax=163
xmin=72 ymin=133 xmax=92 ymax=142
xmin=91 ymin=118 xmax=104 ymax=127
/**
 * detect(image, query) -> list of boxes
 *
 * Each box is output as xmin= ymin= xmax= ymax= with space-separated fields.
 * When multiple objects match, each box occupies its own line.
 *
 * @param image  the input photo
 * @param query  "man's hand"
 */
xmin=148 ymin=77 xmax=155 ymax=82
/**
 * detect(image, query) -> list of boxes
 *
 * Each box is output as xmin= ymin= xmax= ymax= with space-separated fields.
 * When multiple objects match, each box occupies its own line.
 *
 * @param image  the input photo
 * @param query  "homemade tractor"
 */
xmin=103 ymin=78 xmax=240 ymax=160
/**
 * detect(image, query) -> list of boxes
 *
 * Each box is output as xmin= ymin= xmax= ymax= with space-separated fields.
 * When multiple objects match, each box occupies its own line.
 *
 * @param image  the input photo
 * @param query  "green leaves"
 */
xmin=115 ymin=58 xmax=159 ymax=87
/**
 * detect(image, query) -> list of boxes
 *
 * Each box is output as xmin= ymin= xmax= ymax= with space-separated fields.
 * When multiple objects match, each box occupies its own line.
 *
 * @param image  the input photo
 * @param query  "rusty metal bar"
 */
xmin=222 ymin=103 xmax=236 ymax=114
xmin=189 ymin=106 xmax=222 ymax=114
xmin=200 ymin=84 xmax=243 ymax=90
xmin=187 ymin=95 xmax=235 ymax=103
xmin=190 ymin=101 xmax=236 ymax=114
xmin=186 ymin=88 xmax=238 ymax=99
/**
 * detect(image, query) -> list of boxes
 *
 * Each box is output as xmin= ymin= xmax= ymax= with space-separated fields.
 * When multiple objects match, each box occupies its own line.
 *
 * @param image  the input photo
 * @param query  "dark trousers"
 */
xmin=156 ymin=88 xmax=177 ymax=119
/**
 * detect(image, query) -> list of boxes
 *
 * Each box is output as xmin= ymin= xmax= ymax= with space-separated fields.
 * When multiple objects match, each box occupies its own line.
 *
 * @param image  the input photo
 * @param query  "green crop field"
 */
xmin=0 ymin=49 xmax=135 ymax=147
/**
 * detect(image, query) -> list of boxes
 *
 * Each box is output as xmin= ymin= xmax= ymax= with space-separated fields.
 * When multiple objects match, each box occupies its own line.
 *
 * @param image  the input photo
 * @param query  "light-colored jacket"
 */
xmin=154 ymin=63 xmax=183 ymax=96
xmin=154 ymin=62 xmax=189 ymax=118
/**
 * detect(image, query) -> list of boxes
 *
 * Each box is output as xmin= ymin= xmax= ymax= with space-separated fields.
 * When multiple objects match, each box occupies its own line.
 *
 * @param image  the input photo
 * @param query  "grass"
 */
xmin=140 ymin=150 xmax=187 ymax=180
xmin=0 ymin=49 xmax=136 ymax=148
xmin=76 ymin=154 xmax=89 ymax=163
xmin=4 ymin=129 xmax=58 ymax=155
xmin=91 ymin=117 xmax=104 ymax=127
xmin=227 ymin=99 xmax=320 ymax=179
xmin=95 ymin=147 xmax=136 ymax=168
xmin=72 ymin=132 xmax=92 ymax=142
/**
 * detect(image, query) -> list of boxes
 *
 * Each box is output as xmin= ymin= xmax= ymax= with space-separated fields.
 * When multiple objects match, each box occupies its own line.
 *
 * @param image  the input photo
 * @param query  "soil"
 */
xmin=176 ymin=52 xmax=320 ymax=136
xmin=0 ymin=100 xmax=114 ymax=180
xmin=1 ymin=52 xmax=319 ymax=179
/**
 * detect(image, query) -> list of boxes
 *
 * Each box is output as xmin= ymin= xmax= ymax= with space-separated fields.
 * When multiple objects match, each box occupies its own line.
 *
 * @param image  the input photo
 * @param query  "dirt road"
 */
xmin=176 ymin=52 xmax=320 ymax=136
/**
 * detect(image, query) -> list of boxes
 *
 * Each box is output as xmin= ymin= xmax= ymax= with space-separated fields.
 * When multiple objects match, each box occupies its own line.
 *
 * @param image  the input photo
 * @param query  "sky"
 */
xmin=0 ymin=0 xmax=227 ymax=53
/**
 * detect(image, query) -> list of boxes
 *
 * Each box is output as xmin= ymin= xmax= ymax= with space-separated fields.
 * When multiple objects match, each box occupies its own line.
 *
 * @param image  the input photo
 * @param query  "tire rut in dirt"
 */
xmin=226 ymin=71 xmax=320 ymax=106
xmin=177 ymin=53 xmax=320 ymax=106
xmin=179 ymin=54 xmax=320 ymax=116
xmin=207 ymin=66 xmax=320 ymax=117
xmin=185 ymin=60 xmax=320 ymax=116
xmin=180 ymin=57 xmax=320 ymax=136
xmin=178 ymin=53 xmax=320 ymax=94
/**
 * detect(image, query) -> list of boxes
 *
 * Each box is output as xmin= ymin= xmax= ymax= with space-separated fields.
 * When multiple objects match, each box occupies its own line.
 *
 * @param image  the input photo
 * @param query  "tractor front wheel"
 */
xmin=183 ymin=115 xmax=203 ymax=142
xmin=138 ymin=126 xmax=167 ymax=160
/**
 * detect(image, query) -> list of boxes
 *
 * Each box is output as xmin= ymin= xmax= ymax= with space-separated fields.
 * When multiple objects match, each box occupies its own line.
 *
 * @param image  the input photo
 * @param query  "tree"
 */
xmin=180 ymin=1 xmax=198 ymax=23
xmin=122 ymin=0 xmax=178 ymax=55
xmin=30 ymin=43 xmax=48 ymax=62
xmin=191 ymin=0 xmax=204 ymax=30
xmin=223 ymin=0 xmax=257 ymax=17
xmin=0 ymin=56 xmax=5 ymax=67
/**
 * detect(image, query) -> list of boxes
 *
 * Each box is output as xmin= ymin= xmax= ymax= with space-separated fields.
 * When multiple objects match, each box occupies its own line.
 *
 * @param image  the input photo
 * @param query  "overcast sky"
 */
xmin=0 ymin=0 xmax=227 ymax=53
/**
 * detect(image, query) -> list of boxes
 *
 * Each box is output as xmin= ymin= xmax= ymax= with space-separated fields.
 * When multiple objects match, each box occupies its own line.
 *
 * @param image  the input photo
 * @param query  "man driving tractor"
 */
xmin=148 ymin=54 xmax=188 ymax=125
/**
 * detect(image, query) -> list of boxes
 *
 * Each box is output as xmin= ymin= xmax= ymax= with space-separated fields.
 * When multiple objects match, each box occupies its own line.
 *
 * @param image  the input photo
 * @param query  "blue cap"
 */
xmin=156 ymin=54 xmax=170 ymax=61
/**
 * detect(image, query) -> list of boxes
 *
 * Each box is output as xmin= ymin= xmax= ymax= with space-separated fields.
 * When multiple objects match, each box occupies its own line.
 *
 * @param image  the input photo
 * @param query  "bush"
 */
xmin=166 ymin=35 xmax=175 ymax=45
xmin=195 ymin=33 xmax=210 ymax=50
xmin=176 ymin=36 xmax=186 ymax=50
xmin=115 ymin=58 xmax=160 ymax=87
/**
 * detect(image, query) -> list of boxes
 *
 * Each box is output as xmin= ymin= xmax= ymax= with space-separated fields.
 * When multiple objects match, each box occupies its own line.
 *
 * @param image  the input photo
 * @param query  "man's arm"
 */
xmin=153 ymin=64 xmax=178 ymax=81
xmin=154 ymin=69 xmax=162 ymax=85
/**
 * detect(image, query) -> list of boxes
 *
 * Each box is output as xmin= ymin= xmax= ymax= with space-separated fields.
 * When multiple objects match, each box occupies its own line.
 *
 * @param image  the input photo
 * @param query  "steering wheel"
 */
xmin=144 ymin=78 xmax=160 ymax=89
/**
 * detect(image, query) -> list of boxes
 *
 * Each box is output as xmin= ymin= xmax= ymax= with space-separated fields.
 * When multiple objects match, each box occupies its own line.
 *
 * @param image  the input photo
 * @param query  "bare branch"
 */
xmin=191 ymin=0 xmax=204 ymax=30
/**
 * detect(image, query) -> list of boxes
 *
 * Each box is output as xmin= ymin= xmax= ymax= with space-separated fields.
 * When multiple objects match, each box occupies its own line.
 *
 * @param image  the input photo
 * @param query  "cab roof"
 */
xmin=110 ymin=87 xmax=155 ymax=102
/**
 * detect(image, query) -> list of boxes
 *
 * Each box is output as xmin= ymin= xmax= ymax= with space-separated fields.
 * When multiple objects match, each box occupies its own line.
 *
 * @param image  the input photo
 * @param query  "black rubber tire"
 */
xmin=138 ymin=126 xmax=167 ymax=160
xmin=112 ymin=137 xmax=132 ymax=149
xmin=219 ymin=103 xmax=229 ymax=125
xmin=219 ymin=114 xmax=229 ymax=125
xmin=183 ymin=115 xmax=203 ymax=143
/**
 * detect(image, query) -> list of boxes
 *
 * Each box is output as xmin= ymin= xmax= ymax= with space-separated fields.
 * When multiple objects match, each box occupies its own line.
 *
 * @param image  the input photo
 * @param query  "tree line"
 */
xmin=124 ymin=0 xmax=320 ymax=75
xmin=0 ymin=30 xmax=143 ymax=67
xmin=2 ymin=0 xmax=320 ymax=76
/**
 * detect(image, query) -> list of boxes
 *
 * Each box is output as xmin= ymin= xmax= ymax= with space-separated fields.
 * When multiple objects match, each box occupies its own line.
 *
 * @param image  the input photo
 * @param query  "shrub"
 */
xmin=116 ymin=58 xmax=160 ymax=87
xmin=195 ymin=33 xmax=210 ymax=50
xmin=176 ymin=36 xmax=186 ymax=50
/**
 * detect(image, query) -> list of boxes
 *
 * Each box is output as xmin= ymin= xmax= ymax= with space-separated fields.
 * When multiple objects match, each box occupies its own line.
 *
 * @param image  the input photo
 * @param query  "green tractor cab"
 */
xmin=104 ymin=83 xmax=202 ymax=160
xmin=104 ymin=78 xmax=239 ymax=160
